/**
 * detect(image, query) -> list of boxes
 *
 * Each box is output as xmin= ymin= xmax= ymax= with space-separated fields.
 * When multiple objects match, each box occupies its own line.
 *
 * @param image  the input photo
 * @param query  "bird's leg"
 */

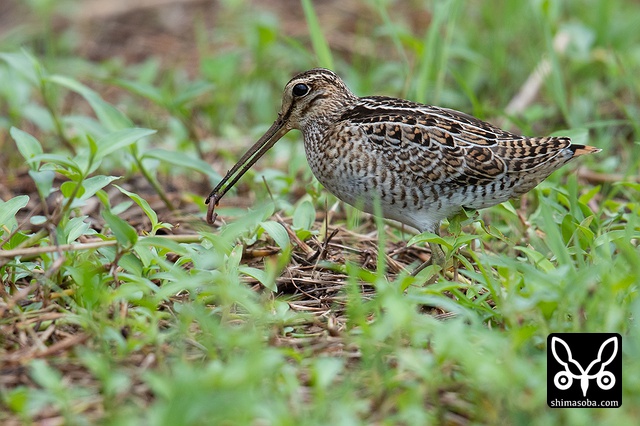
xmin=429 ymin=242 xmax=446 ymax=269
xmin=410 ymin=225 xmax=447 ymax=279
xmin=410 ymin=242 xmax=446 ymax=277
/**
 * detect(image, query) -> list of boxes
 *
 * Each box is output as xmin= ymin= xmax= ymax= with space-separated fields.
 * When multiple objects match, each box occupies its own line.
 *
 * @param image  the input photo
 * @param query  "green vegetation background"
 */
xmin=1 ymin=0 xmax=639 ymax=424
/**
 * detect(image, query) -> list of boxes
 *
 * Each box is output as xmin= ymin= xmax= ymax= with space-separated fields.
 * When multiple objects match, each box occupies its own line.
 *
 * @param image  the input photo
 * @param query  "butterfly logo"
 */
xmin=551 ymin=336 xmax=618 ymax=397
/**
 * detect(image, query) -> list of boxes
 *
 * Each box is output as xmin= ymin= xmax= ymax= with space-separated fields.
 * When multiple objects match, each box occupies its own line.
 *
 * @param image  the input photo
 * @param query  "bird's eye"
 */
xmin=292 ymin=83 xmax=310 ymax=97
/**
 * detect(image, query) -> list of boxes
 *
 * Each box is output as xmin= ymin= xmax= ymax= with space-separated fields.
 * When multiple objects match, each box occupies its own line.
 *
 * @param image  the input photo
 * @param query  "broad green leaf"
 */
xmin=63 ymin=116 xmax=108 ymax=137
xmin=60 ymin=181 xmax=84 ymax=199
xmin=67 ymin=262 xmax=107 ymax=309
xmin=0 ymin=51 xmax=40 ymax=85
xmin=0 ymin=195 xmax=29 ymax=230
xmin=513 ymin=246 xmax=555 ymax=271
xmin=30 ymin=216 xmax=47 ymax=225
xmin=293 ymin=200 xmax=315 ymax=231
xmin=311 ymin=357 xmax=344 ymax=390
xmin=28 ymin=170 xmax=55 ymax=199
xmin=453 ymin=234 xmax=479 ymax=248
xmin=200 ymin=52 xmax=241 ymax=82
xmin=239 ymin=266 xmax=271 ymax=289
xmin=113 ymin=78 xmax=164 ymax=105
xmin=111 ymin=201 xmax=133 ymax=216
xmin=118 ymin=253 xmax=144 ymax=276
xmin=136 ymin=236 xmax=189 ymax=255
xmin=260 ymin=220 xmax=290 ymax=249
xmin=30 ymin=360 xmax=63 ymax=390
xmin=102 ymin=210 xmax=138 ymax=246
xmin=64 ymin=216 xmax=93 ymax=243
xmin=173 ymin=80 xmax=214 ymax=106
xmin=142 ymin=149 xmax=221 ymax=179
xmin=10 ymin=127 xmax=43 ymax=170
xmin=226 ymin=243 xmax=244 ymax=271
xmin=95 ymin=128 xmax=157 ymax=160
xmin=596 ymin=229 xmax=640 ymax=245
xmin=111 ymin=278 xmax=150 ymax=302
xmin=87 ymin=134 xmax=98 ymax=158
xmin=266 ymin=245 xmax=292 ymax=292
xmin=22 ymin=103 xmax=55 ymax=132
xmin=30 ymin=154 xmax=82 ymax=174
xmin=114 ymin=185 xmax=158 ymax=230
xmin=408 ymin=232 xmax=452 ymax=249
xmin=79 ymin=176 xmax=121 ymax=200
xmin=614 ymin=181 xmax=640 ymax=192
xmin=561 ymin=214 xmax=576 ymax=244
xmin=48 ymin=74 xmax=133 ymax=130
xmin=133 ymin=242 xmax=157 ymax=268
xmin=2 ymin=387 xmax=29 ymax=414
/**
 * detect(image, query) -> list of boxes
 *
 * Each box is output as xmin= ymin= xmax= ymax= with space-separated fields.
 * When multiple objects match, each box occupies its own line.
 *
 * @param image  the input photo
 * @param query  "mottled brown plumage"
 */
xmin=206 ymin=68 xmax=600 ymax=265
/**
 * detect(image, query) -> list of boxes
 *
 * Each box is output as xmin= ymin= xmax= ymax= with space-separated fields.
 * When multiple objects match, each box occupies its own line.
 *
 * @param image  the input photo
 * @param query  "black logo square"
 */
xmin=547 ymin=333 xmax=622 ymax=408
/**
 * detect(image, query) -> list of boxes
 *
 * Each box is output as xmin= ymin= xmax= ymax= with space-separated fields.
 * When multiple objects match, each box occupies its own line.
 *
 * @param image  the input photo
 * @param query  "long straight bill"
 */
xmin=205 ymin=119 xmax=289 ymax=224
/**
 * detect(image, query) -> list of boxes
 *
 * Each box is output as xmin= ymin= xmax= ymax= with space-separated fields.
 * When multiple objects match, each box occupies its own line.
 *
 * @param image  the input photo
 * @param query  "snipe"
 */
xmin=206 ymin=68 xmax=600 ymax=270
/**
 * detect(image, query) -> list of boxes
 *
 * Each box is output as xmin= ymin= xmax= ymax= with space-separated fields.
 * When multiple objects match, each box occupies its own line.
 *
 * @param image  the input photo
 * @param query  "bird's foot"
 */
xmin=410 ymin=243 xmax=446 ymax=284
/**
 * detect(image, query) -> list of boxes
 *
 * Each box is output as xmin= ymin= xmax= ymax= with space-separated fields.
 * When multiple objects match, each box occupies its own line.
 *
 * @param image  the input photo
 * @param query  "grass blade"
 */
xmin=301 ymin=0 xmax=334 ymax=69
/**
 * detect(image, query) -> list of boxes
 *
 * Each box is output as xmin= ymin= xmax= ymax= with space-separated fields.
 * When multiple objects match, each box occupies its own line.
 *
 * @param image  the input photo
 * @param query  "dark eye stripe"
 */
xmin=298 ymin=92 xmax=328 ymax=116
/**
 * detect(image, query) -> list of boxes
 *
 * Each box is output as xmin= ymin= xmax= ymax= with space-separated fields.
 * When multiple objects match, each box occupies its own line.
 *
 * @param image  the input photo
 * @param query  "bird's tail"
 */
xmin=570 ymin=144 xmax=601 ymax=156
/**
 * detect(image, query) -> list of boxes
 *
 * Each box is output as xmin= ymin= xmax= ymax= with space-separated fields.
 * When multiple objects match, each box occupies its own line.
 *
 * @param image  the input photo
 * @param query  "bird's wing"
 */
xmin=341 ymin=97 xmax=572 ymax=185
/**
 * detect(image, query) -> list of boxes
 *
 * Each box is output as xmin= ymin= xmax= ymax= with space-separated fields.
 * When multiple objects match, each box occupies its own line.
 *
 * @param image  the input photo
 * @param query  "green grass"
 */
xmin=1 ymin=0 xmax=639 ymax=424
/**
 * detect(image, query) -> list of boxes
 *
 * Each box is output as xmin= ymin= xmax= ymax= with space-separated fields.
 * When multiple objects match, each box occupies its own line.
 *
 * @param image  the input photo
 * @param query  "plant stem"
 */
xmin=131 ymin=148 xmax=176 ymax=211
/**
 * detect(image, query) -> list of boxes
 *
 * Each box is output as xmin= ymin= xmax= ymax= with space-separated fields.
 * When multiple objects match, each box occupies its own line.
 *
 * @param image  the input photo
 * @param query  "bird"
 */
xmin=205 ymin=68 xmax=601 ymax=273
